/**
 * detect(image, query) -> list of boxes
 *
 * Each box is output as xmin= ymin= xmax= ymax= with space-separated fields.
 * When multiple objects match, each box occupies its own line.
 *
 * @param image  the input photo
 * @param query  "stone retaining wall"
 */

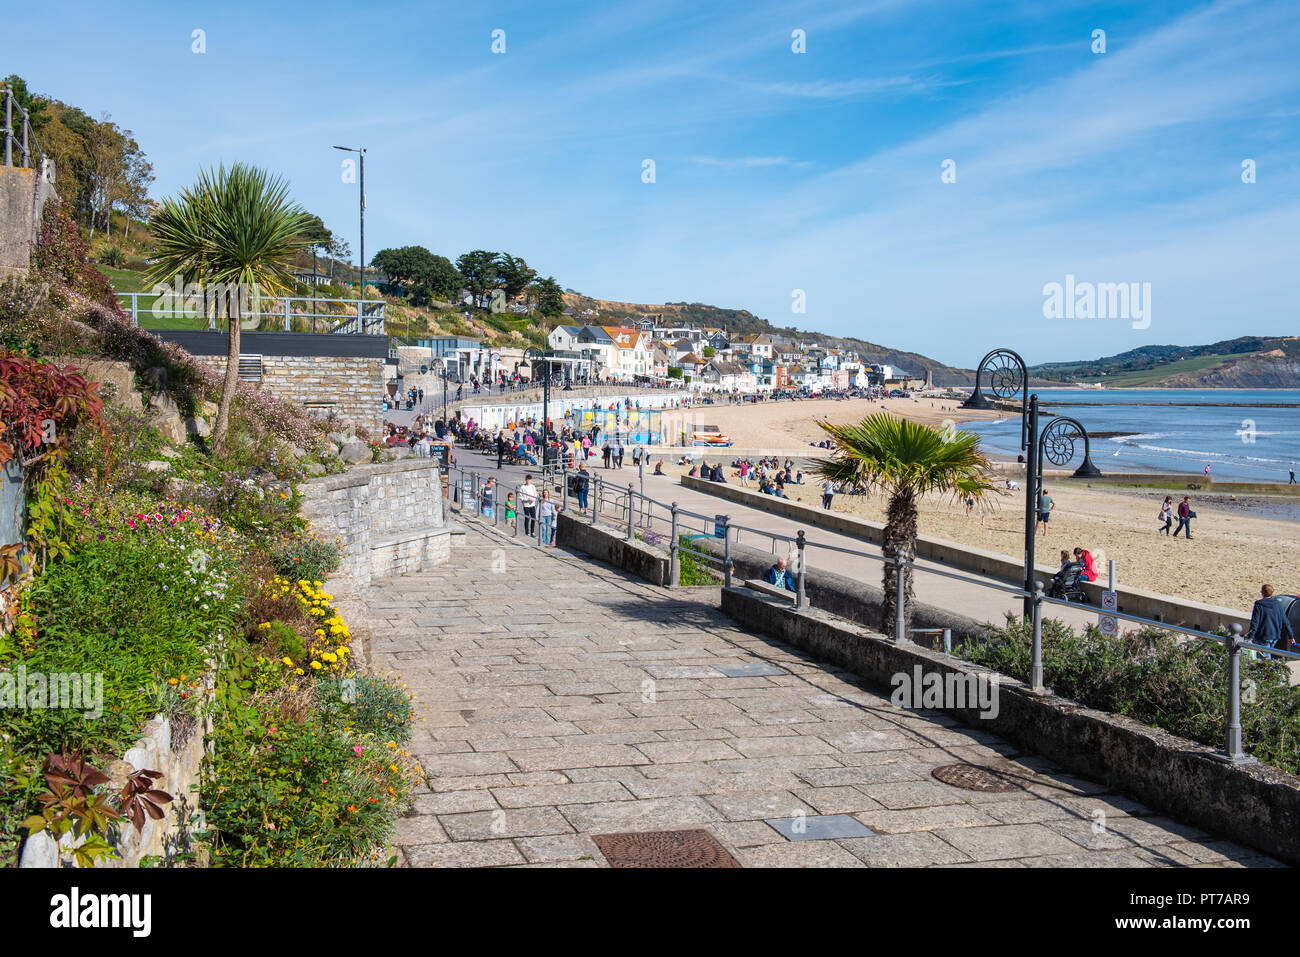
xmin=556 ymin=513 xmax=671 ymax=585
xmin=19 ymin=708 xmax=211 ymax=868
xmin=300 ymin=458 xmax=451 ymax=588
xmin=722 ymin=585 xmax=1300 ymax=866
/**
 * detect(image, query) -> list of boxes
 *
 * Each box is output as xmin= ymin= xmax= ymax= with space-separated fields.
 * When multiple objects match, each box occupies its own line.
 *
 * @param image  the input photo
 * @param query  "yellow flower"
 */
xmin=281 ymin=657 xmax=293 ymax=666
xmin=310 ymin=661 xmax=322 ymax=670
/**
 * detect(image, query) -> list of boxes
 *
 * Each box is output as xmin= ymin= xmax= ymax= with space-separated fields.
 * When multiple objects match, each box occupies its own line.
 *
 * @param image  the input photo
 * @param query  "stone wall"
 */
xmin=194 ymin=353 xmax=386 ymax=435
xmin=300 ymin=458 xmax=451 ymax=588
xmin=557 ymin=512 xmax=671 ymax=585
xmin=20 ymin=708 xmax=211 ymax=868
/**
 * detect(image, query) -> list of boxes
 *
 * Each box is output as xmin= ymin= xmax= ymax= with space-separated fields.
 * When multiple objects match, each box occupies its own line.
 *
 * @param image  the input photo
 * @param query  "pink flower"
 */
xmin=352 ymin=745 xmax=363 ymax=757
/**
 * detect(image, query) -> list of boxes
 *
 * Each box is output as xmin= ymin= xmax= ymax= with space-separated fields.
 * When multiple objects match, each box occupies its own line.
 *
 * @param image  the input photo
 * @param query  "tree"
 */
xmin=531 ymin=276 xmax=565 ymax=318
xmin=410 ymin=254 xmax=461 ymax=305
xmin=147 ymin=163 xmax=314 ymax=456
xmin=812 ymin=414 xmax=997 ymax=636
xmin=455 ymin=249 xmax=499 ymax=306
xmin=702 ymin=346 xmax=716 ymax=357
xmin=118 ymin=136 xmax=154 ymax=242
xmin=300 ymin=214 xmax=333 ymax=278
xmin=2 ymin=75 xmax=51 ymax=136
xmin=85 ymin=114 xmax=126 ymax=239
xmin=495 ymin=253 xmax=537 ymax=304
xmin=371 ymin=245 xmax=436 ymax=288
xmin=327 ymin=237 xmax=351 ymax=282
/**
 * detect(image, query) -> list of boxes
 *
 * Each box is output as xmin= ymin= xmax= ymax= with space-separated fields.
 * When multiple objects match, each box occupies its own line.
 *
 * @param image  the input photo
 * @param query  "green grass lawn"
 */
xmin=1100 ymin=353 xmax=1235 ymax=387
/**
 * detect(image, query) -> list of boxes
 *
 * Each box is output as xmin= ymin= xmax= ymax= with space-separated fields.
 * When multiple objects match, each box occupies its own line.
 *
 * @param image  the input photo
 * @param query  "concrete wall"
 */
xmin=300 ymin=458 xmax=450 ymax=588
xmin=557 ymin=512 xmax=671 ymax=585
xmin=682 ymin=475 xmax=1249 ymax=634
xmin=722 ymin=585 xmax=1300 ymax=866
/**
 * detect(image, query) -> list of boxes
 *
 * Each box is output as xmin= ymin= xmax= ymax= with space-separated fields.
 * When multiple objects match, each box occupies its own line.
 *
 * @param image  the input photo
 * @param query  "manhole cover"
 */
xmin=931 ymin=764 xmax=1023 ymax=792
xmin=592 ymin=829 xmax=741 ymax=868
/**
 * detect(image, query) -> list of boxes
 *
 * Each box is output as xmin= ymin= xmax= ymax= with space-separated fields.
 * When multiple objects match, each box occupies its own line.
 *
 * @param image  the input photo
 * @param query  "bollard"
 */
xmin=722 ymin=516 xmax=732 ymax=588
xmin=669 ymin=502 xmax=680 ymax=587
xmin=1223 ymin=624 xmax=1256 ymax=764
xmin=1031 ymin=582 xmax=1045 ymax=693
xmin=942 ymin=628 xmax=952 ymax=654
xmin=894 ymin=559 xmax=906 ymax=643
xmin=627 ymin=484 xmax=635 ymax=540
xmin=795 ymin=530 xmax=807 ymax=609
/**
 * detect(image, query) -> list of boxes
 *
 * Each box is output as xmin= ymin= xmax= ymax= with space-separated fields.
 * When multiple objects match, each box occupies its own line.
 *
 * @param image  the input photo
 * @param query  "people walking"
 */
xmin=1173 ymin=495 xmax=1193 ymax=539
xmin=1290 ymin=468 xmax=1297 ymax=485
xmin=520 ymin=475 xmax=539 ymax=537
xmin=573 ymin=463 xmax=590 ymax=512
xmin=1035 ymin=488 xmax=1054 ymax=535
xmin=481 ymin=477 xmax=496 ymax=517
xmin=821 ymin=478 xmax=837 ymax=510
xmin=602 ymin=442 xmax=612 ymax=469
xmin=1158 ymin=496 xmax=1173 ymax=535
xmin=540 ymin=489 xmax=558 ymax=545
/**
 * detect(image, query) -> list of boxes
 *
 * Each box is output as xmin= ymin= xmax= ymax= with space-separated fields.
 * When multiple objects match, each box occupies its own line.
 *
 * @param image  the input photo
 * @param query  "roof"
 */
xmin=601 ymin=326 xmax=642 ymax=348
xmin=578 ymin=325 xmax=614 ymax=343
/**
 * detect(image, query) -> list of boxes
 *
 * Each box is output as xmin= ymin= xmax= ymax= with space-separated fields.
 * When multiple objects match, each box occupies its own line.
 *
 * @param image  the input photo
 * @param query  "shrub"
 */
xmin=269 ymin=534 xmax=341 ymax=582
xmin=955 ymin=615 xmax=1300 ymax=774
xmin=100 ymin=245 xmax=126 ymax=268
xmin=315 ymin=674 xmax=414 ymax=745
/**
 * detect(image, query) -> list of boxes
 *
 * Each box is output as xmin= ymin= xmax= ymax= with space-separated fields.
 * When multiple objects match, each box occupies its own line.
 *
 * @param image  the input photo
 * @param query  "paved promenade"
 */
xmin=369 ymin=524 xmax=1276 ymax=867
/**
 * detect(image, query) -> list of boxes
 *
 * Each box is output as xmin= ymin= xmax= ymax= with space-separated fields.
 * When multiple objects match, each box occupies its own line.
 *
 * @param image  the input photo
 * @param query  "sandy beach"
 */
xmin=675 ymin=396 xmax=998 ymax=450
xmin=643 ymin=398 xmax=1300 ymax=611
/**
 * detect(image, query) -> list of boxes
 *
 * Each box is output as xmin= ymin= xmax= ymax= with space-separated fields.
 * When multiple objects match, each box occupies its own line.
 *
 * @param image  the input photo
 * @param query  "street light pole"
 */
xmin=333 ymin=145 xmax=366 ymax=327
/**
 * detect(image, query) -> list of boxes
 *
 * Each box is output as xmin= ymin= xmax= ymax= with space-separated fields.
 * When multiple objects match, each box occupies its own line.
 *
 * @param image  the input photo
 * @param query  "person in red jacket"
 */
xmin=1073 ymin=547 xmax=1097 ymax=582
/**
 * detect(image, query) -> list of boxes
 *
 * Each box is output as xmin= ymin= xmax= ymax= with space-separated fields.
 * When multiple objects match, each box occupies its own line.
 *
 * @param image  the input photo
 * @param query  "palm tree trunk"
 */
xmin=213 ymin=298 xmax=239 ymax=456
xmin=880 ymin=487 xmax=919 ymax=636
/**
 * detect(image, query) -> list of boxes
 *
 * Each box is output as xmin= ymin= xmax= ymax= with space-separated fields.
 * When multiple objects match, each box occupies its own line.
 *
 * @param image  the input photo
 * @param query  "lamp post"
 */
xmin=525 ymin=346 xmax=554 ymax=466
xmin=333 ymin=145 xmax=366 ymax=327
xmin=1022 ymin=394 xmax=1103 ymax=616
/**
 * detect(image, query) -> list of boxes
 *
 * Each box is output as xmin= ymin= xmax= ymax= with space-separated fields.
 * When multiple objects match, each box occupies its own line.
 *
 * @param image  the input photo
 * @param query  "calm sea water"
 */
xmin=967 ymin=389 xmax=1300 ymax=483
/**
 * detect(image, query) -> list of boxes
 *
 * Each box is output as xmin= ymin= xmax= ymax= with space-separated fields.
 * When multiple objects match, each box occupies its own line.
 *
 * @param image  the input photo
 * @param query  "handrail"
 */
xmin=1 ymin=83 xmax=44 ymax=171
xmin=114 ymin=291 xmax=386 ymax=333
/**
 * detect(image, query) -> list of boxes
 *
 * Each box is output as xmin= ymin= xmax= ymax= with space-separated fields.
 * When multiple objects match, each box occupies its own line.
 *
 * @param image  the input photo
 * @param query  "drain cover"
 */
xmin=931 ymin=764 xmax=1023 ymax=792
xmin=592 ymin=829 xmax=741 ymax=868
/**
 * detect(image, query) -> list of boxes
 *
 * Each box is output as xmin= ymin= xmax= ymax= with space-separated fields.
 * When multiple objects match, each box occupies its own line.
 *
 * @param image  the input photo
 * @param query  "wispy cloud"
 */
xmin=687 ymin=155 xmax=813 ymax=168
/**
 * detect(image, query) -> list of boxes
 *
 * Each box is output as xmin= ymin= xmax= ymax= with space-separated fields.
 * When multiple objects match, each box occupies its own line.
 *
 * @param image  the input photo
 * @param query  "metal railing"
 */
xmin=114 ymin=293 xmax=385 ymax=334
xmin=2 ymin=83 xmax=43 ymax=171
xmin=443 ymin=455 xmax=1297 ymax=767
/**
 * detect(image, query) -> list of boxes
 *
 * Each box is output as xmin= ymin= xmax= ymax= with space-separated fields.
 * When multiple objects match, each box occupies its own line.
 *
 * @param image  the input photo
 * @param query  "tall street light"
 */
xmin=333 ymin=145 xmax=366 ymax=327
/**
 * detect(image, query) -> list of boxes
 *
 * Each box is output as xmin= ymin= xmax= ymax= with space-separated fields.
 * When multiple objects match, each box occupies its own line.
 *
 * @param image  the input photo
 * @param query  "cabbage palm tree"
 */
xmin=147 ymin=163 xmax=314 ymax=455
xmin=813 ymin=414 xmax=999 ymax=637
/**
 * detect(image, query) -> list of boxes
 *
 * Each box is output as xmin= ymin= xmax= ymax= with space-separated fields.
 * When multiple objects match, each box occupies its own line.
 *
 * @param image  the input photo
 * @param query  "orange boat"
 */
xmin=691 ymin=429 xmax=732 ymax=447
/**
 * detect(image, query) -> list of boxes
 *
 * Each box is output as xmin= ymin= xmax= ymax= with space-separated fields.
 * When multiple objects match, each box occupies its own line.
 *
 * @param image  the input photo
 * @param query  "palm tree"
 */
xmin=147 ymin=163 xmax=314 ymax=455
xmin=813 ymin=413 xmax=999 ymax=637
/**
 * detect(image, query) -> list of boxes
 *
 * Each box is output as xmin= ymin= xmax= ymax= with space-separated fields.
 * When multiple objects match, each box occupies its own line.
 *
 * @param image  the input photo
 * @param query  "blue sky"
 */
xmin=6 ymin=0 xmax=1298 ymax=365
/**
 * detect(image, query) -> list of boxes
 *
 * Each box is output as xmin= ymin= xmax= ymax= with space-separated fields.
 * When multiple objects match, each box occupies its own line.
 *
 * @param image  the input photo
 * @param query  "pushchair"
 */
xmin=1047 ymin=562 xmax=1090 ymax=603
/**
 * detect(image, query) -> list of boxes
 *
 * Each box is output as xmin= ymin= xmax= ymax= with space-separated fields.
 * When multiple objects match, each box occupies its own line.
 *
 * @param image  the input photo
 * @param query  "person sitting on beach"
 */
xmin=711 ymin=464 xmax=726 ymax=483
xmin=654 ymin=460 xmax=665 ymax=476
xmin=763 ymin=556 xmax=796 ymax=592
xmin=688 ymin=465 xmax=699 ymax=478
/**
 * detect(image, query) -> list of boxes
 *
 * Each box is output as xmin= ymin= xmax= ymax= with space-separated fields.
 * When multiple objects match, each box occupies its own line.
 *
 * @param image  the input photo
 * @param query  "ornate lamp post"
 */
xmin=525 ymin=346 xmax=553 ymax=465
xmin=1022 ymin=395 xmax=1103 ymax=616
xmin=962 ymin=348 xmax=1030 ymax=451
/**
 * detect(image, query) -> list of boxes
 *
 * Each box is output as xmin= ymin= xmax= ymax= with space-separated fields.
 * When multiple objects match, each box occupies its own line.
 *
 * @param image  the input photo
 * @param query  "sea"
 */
xmin=966 ymin=389 xmax=1300 ymax=484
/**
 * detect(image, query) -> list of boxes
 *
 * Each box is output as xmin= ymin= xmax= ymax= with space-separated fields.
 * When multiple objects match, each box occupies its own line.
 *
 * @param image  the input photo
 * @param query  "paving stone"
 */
xmin=767 ymin=814 xmax=875 ymax=841
xmin=439 ymin=806 xmax=574 ymax=841
xmin=492 ymin=781 xmax=635 ymax=809
xmin=934 ymin=824 xmax=1082 ymax=861
xmin=705 ymin=790 xmax=814 ymax=822
xmin=559 ymin=796 xmax=724 ymax=833
xmin=839 ymin=831 xmax=973 ymax=867
xmin=735 ymin=840 xmax=865 ymax=868
xmin=403 ymin=839 xmax=527 ymax=868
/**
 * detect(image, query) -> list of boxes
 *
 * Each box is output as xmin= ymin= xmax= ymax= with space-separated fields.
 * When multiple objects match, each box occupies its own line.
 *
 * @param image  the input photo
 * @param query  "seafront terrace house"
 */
xmin=576 ymin=325 xmax=617 ymax=377
xmin=601 ymin=326 xmax=652 ymax=380
xmin=548 ymin=324 xmax=583 ymax=352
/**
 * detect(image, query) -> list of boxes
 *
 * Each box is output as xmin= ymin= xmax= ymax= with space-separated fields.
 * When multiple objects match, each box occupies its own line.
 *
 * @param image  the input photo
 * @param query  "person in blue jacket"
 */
xmin=1249 ymin=584 xmax=1295 ymax=658
xmin=764 ymin=556 xmax=796 ymax=592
